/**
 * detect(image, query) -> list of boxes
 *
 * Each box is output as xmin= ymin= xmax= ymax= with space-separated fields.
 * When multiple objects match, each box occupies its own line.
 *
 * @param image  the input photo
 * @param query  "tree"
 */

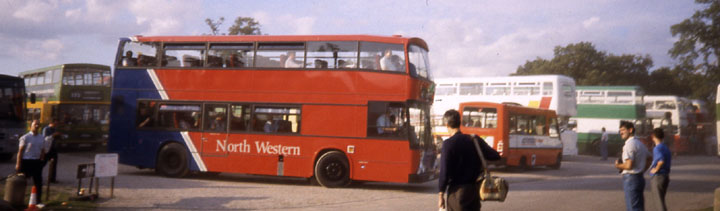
xmin=205 ymin=17 xmax=225 ymax=35
xmin=204 ymin=16 xmax=263 ymax=35
xmin=514 ymin=42 xmax=652 ymax=88
xmin=668 ymin=0 xmax=720 ymax=103
xmin=228 ymin=17 xmax=262 ymax=35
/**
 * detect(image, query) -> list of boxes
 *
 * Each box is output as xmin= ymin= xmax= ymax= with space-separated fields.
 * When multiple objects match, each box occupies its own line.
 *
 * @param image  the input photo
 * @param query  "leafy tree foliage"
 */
xmin=669 ymin=0 xmax=720 ymax=102
xmin=228 ymin=17 xmax=262 ymax=35
xmin=205 ymin=17 xmax=225 ymax=35
xmin=514 ymin=42 xmax=652 ymax=89
xmin=204 ymin=16 xmax=263 ymax=35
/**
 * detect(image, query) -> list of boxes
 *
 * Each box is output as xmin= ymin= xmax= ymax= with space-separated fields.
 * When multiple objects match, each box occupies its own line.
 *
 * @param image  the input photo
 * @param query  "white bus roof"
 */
xmin=434 ymin=74 xmax=574 ymax=84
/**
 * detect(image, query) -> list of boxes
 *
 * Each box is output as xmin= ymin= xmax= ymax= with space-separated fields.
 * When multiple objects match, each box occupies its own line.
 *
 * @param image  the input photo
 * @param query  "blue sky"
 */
xmin=0 ymin=0 xmax=701 ymax=78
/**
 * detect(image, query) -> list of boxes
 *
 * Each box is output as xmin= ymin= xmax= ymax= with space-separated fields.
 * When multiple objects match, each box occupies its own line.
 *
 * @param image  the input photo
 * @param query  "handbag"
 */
xmin=471 ymin=135 xmax=509 ymax=202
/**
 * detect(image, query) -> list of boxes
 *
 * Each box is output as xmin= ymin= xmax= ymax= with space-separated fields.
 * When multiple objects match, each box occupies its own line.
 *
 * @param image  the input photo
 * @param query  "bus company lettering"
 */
xmin=216 ymin=139 xmax=301 ymax=156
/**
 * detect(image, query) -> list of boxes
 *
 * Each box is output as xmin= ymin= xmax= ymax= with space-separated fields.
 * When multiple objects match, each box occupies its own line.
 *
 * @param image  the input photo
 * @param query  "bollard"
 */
xmin=3 ymin=173 xmax=27 ymax=208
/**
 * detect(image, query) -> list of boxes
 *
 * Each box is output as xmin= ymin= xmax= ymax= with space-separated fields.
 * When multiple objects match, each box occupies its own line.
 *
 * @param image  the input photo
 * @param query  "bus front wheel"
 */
xmin=314 ymin=151 xmax=350 ymax=188
xmin=156 ymin=143 xmax=190 ymax=178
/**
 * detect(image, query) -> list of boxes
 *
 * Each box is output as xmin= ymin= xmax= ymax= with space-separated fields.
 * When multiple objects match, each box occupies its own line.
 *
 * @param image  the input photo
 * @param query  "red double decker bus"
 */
xmin=108 ymin=35 xmax=436 ymax=187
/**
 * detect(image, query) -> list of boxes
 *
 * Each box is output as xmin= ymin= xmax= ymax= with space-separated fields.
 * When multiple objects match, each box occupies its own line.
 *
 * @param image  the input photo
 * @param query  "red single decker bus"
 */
xmin=458 ymin=102 xmax=563 ymax=169
xmin=108 ymin=35 xmax=436 ymax=187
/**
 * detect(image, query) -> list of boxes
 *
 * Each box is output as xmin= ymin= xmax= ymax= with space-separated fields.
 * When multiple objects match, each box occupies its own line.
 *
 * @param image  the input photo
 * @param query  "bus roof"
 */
xmin=459 ymin=101 xmax=556 ymax=114
xmin=130 ymin=34 xmax=429 ymax=51
xmin=19 ymin=63 xmax=110 ymax=76
xmin=643 ymin=95 xmax=684 ymax=101
xmin=576 ymin=86 xmax=643 ymax=91
xmin=433 ymin=74 xmax=573 ymax=84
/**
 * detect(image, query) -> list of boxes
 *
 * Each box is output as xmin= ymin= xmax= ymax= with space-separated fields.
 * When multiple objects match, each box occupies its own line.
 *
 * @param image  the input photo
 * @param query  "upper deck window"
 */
xmin=62 ymin=69 xmax=111 ymax=87
xmin=256 ymin=43 xmax=305 ymax=68
xmin=436 ymin=84 xmax=457 ymax=96
xmin=359 ymin=42 xmax=404 ymax=72
xmin=459 ymin=83 xmax=483 ymax=95
xmin=306 ymin=41 xmax=358 ymax=69
xmin=513 ymin=82 xmax=540 ymax=96
xmin=486 ymin=83 xmax=510 ymax=96
xmin=119 ymin=41 xmax=159 ymax=67
xmin=207 ymin=43 xmax=254 ymax=68
xmin=163 ymin=44 xmax=206 ymax=68
xmin=408 ymin=45 xmax=430 ymax=79
xmin=654 ymin=100 xmax=676 ymax=110
xmin=607 ymin=91 xmax=633 ymax=104
xmin=542 ymin=82 xmax=553 ymax=96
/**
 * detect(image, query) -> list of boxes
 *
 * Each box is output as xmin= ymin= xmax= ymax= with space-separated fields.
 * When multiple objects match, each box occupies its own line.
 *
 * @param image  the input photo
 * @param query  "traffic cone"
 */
xmin=25 ymin=186 xmax=39 ymax=211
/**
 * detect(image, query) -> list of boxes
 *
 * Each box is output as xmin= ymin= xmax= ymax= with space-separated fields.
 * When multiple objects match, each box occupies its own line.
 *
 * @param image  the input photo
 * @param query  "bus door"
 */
xmin=201 ymin=103 xmax=229 ymax=156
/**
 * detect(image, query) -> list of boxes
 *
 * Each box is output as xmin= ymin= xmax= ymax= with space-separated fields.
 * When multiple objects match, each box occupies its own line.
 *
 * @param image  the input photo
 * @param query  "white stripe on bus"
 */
xmin=181 ymin=131 xmax=207 ymax=172
xmin=146 ymin=69 xmax=169 ymax=100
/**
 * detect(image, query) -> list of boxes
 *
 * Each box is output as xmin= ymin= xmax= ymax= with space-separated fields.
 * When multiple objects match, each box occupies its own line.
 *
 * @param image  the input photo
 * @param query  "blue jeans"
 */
xmin=622 ymin=173 xmax=645 ymax=211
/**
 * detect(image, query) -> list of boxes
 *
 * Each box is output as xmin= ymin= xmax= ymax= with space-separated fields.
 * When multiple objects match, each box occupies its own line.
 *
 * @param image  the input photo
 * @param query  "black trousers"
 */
xmin=447 ymin=183 xmax=481 ymax=211
xmin=20 ymin=159 xmax=44 ymax=203
xmin=651 ymin=174 xmax=670 ymax=211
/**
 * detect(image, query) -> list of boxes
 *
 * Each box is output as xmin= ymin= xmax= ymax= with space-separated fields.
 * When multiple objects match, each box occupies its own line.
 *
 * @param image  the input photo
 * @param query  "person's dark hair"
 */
xmin=619 ymin=120 xmax=635 ymax=134
xmin=443 ymin=109 xmax=461 ymax=129
xmin=652 ymin=128 xmax=664 ymax=140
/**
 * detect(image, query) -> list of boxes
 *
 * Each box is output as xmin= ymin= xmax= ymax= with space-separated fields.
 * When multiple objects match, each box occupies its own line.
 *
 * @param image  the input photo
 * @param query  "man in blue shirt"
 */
xmin=438 ymin=109 xmax=500 ymax=210
xmin=649 ymin=128 xmax=672 ymax=211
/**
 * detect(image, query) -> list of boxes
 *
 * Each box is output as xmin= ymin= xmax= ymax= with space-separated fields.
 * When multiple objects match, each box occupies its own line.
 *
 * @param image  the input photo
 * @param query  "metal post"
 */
xmin=94 ymin=178 xmax=99 ymax=196
xmin=88 ymin=177 xmax=94 ymax=195
xmin=110 ymin=177 xmax=114 ymax=198
xmin=45 ymin=159 xmax=53 ymax=202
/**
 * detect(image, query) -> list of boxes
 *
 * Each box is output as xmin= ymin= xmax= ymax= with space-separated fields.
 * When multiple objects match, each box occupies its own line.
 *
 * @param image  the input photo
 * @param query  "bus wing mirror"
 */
xmin=30 ymin=93 xmax=36 ymax=104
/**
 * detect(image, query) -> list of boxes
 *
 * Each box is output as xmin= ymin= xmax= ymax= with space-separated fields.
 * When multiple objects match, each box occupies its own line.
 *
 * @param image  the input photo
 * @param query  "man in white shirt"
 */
xmin=284 ymin=52 xmax=303 ymax=68
xmin=614 ymin=121 xmax=651 ymax=211
xmin=16 ymin=120 xmax=51 ymax=204
xmin=376 ymin=111 xmax=396 ymax=135
xmin=379 ymin=50 xmax=399 ymax=71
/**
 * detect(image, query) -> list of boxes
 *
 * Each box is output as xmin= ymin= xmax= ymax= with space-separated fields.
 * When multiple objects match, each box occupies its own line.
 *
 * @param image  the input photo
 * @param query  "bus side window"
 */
xmin=204 ymin=104 xmax=228 ymax=132
xmin=229 ymin=104 xmax=249 ymax=132
xmin=367 ymin=102 xmax=405 ymax=137
xmin=137 ymin=101 xmax=156 ymax=128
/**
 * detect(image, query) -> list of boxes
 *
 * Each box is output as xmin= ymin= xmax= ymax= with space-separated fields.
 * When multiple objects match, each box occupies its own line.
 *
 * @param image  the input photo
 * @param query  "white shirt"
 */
xmin=601 ymin=132 xmax=608 ymax=142
xmin=621 ymin=136 xmax=650 ymax=174
xmin=376 ymin=114 xmax=391 ymax=134
xmin=284 ymin=58 xmax=302 ymax=68
xmin=18 ymin=131 xmax=49 ymax=160
xmin=379 ymin=55 xmax=398 ymax=71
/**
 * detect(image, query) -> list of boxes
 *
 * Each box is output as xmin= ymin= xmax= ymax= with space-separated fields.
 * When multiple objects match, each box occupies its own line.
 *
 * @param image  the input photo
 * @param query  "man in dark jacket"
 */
xmin=438 ymin=109 xmax=501 ymax=210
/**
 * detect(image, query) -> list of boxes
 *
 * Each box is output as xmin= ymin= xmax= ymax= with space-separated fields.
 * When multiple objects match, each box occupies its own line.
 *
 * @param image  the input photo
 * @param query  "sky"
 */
xmin=0 ymin=0 xmax=702 ymax=78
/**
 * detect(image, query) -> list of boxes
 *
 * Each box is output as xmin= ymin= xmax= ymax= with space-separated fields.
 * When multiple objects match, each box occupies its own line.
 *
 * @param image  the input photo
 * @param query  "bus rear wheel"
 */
xmin=156 ymin=143 xmax=190 ymax=178
xmin=314 ymin=151 xmax=350 ymax=188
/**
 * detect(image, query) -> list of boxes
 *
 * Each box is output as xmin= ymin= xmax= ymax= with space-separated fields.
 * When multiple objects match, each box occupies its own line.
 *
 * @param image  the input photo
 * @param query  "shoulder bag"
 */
xmin=471 ymin=135 xmax=508 ymax=202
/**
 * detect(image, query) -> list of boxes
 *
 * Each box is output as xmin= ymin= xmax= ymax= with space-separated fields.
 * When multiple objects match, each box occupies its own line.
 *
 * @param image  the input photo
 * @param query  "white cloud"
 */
xmin=251 ymin=11 xmax=316 ymax=35
xmin=583 ymin=17 xmax=600 ymax=29
xmin=128 ymin=0 xmax=202 ymax=35
xmin=293 ymin=17 xmax=316 ymax=35
xmin=1 ymin=37 xmax=64 ymax=61
xmin=12 ymin=0 xmax=59 ymax=23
